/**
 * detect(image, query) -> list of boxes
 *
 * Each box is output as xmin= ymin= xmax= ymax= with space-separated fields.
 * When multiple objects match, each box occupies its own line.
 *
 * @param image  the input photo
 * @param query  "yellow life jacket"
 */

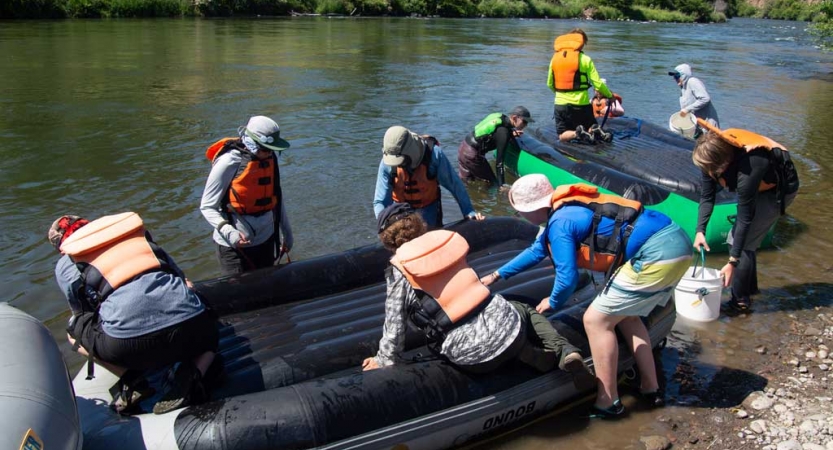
xmin=391 ymin=230 xmax=490 ymax=338
xmin=697 ymin=119 xmax=800 ymax=213
xmin=546 ymin=184 xmax=643 ymax=277
xmin=60 ymin=212 xmax=172 ymax=310
xmin=551 ymin=33 xmax=590 ymax=92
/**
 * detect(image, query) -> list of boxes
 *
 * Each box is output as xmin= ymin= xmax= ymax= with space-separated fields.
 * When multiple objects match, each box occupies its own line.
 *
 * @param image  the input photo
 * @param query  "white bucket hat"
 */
xmin=508 ymin=174 xmax=554 ymax=212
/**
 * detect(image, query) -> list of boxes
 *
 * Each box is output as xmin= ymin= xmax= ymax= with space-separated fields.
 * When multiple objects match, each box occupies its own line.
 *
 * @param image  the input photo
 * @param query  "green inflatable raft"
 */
xmin=503 ymin=117 xmax=773 ymax=252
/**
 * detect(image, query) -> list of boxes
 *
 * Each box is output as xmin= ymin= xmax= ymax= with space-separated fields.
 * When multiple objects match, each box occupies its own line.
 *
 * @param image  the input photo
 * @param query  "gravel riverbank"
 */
xmin=639 ymin=308 xmax=833 ymax=450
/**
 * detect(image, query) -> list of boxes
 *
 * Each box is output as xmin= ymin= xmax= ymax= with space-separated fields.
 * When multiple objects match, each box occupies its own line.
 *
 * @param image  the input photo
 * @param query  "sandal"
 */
xmin=153 ymin=361 xmax=203 ymax=415
xmin=723 ymin=296 xmax=752 ymax=313
xmin=589 ymin=399 xmax=625 ymax=419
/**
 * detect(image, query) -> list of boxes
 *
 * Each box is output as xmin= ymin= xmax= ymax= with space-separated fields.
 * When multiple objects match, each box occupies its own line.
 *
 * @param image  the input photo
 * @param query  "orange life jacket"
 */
xmin=697 ymin=119 xmax=800 ymax=213
xmin=206 ymin=137 xmax=281 ymax=216
xmin=592 ymin=93 xmax=623 ymax=118
xmin=545 ymin=184 xmax=643 ymax=277
xmin=391 ymin=144 xmax=440 ymax=209
xmin=391 ymin=230 xmax=491 ymax=338
xmin=60 ymin=212 xmax=173 ymax=310
xmin=551 ymin=33 xmax=590 ymax=92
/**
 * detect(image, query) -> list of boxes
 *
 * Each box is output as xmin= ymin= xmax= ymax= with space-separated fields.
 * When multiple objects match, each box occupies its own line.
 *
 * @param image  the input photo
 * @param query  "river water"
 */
xmin=1 ymin=16 xmax=832 ymax=449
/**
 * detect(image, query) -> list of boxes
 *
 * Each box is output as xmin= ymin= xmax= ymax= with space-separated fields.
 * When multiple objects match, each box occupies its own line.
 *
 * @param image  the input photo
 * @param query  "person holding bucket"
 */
xmin=668 ymin=63 xmax=720 ymax=128
xmin=691 ymin=120 xmax=800 ymax=312
xmin=481 ymin=175 xmax=692 ymax=419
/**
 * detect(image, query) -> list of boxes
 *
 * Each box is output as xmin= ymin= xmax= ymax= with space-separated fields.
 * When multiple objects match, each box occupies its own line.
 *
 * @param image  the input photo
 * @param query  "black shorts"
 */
xmin=69 ymin=309 xmax=219 ymax=371
xmin=554 ymin=104 xmax=597 ymax=136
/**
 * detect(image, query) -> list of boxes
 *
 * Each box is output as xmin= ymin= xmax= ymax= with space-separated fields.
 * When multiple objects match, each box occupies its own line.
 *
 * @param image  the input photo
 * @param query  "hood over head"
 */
xmin=669 ymin=63 xmax=692 ymax=83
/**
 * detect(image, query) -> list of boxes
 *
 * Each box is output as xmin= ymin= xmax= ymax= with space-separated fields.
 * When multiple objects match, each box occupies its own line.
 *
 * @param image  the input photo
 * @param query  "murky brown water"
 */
xmin=1 ymin=17 xmax=832 ymax=448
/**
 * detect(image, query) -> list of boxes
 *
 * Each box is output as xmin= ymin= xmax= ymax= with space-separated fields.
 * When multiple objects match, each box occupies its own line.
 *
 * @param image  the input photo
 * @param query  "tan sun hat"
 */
xmin=508 ymin=174 xmax=555 ymax=212
xmin=382 ymin=126 xmax=424 ymax=170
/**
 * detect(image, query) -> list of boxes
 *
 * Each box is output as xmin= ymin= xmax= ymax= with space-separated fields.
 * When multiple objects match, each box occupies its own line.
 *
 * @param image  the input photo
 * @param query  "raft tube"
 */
xmin=0 ymin=303 xmax=82 ymax=450
xmin=67 ymin=218 xmax=676 ymax=450
xmin=505 ymin=117 xmax=775 ymax=252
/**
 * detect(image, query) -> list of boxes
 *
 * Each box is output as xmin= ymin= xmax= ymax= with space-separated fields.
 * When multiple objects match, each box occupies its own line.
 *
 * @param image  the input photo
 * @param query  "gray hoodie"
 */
xmin=673 ymin=63 xmax=720 ymax=127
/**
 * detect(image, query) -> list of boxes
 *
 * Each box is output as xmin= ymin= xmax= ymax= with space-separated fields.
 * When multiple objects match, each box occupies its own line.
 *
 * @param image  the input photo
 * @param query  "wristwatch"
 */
xmin=728 ymin=257 xmax=739 ymax=267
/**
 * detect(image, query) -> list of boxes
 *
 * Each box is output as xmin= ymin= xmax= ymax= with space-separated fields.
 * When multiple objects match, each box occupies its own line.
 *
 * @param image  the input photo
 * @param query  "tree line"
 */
xmin=1 ymin=0 xmax=832 ymax=48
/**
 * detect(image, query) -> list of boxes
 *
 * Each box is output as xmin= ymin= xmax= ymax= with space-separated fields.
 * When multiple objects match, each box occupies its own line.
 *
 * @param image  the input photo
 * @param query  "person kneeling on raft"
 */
xmin=49 ymin=212 xmax=220 ymax=415
xmin=362 ymin=203 xmax=595 ymax=388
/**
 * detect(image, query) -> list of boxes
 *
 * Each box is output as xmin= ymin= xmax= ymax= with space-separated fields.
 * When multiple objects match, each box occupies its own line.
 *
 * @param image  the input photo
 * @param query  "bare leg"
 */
xmin=560 ymin=130 xmax=578 ymax=141
xmin=583 ymin=306 xmax=626 ymax=409
xmin=617 ymin=316 xmax=659 ymax=393
xmin=67 ymin=333 xmax=126 ymax=378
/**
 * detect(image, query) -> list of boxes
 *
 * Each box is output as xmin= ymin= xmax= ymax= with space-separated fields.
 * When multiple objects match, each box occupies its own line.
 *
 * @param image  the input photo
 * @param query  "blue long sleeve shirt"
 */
xmin=496 ymin=207 xmax=671 ymax=309
xmin=55 ymin=251 xmax=205 ymax=339
xmin=373 ymin=145 xmax=476 ymax=227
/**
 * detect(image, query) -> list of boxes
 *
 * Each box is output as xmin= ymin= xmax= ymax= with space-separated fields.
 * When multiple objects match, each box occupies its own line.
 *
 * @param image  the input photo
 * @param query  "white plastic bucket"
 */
xmin=674 ymin=254 xmax=724 ymax=322
xmin=669 ymin=112 xmax=697 ymax=139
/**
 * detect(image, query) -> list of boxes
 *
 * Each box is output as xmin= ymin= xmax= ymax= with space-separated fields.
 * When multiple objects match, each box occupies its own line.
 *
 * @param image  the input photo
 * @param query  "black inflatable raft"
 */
xmin=73 ymin=217 xmax=676 ymax=450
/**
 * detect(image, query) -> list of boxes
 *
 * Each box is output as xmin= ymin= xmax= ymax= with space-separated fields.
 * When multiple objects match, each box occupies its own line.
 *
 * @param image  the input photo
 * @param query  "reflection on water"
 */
xmin=1 ymin=16 xmax=832 ymax=449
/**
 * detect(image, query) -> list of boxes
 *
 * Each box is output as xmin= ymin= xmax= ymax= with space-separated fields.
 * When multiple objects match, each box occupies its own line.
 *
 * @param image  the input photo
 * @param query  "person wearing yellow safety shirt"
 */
xmin=548 ymin=28 xmax=614 ymax=144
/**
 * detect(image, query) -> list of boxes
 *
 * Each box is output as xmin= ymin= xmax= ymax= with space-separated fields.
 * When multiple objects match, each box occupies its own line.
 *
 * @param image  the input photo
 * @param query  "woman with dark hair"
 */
xmin=363 ymin=203 xmax=594 ymax=389
xmin=692 ymin=121 xmax=799 ymax=311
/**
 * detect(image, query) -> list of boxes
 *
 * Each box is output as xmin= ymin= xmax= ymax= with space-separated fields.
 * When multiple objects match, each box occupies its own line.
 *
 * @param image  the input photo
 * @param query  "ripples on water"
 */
xmin=1 ymin=16 xmax=832 ymax=449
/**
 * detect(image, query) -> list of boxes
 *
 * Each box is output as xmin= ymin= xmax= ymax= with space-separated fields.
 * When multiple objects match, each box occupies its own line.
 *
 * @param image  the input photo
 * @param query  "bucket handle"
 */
xmin=690 ymin=246 xmax=707 ymax=279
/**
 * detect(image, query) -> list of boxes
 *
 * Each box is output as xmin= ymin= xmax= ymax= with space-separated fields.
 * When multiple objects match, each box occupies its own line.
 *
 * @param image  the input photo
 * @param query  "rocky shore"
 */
xmin=640 ymin=309 xmax=833 ymax=450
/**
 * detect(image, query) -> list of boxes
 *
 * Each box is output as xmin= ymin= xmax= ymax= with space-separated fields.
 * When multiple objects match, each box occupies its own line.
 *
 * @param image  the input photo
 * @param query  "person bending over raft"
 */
xmin=548 ymin=28 xmax=613 ymax=144
xmin=362 ymin=203 xmax=595 ymax=389
xmin=49 ymin=213 xmax=220 ymax=415
xmin=374 ymin=126 xmax=484 ymax=228
xmin=692 ymin=120 xmax=799 ymax=312
xmin=481 ymin=175 xmax=692 ymax=418
xmin=457 ymin=106 xmax=534 ymax=188
xmin=200 ymin=115 xmax=294 ymax=275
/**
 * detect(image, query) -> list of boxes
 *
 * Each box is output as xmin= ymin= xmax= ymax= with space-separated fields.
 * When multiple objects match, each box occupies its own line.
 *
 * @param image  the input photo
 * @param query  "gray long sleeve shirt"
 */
xmin=674 ymin=64 xmax=720 ymax=127
xmin=373 ymin=266 xmax=520 ymax=367
xmin=200 ymin=149 xmax=293 ymax=250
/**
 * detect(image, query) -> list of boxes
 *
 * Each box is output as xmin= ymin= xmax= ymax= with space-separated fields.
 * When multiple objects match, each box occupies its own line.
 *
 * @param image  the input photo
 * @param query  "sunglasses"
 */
xmin=672 ymin=73 xmax=681 ymax=80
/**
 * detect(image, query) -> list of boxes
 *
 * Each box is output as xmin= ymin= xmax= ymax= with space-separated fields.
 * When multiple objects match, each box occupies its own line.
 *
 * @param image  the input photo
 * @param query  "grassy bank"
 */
xmin=1 ymin=0 xmax=733 ymax=21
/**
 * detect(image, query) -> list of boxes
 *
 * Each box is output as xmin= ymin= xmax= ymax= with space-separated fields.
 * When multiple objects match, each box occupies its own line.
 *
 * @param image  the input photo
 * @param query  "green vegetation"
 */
xmin=0 ymin=0 xmax=763 ymax=22
xmin=810 ymin=1 xmax=833 ymax=50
